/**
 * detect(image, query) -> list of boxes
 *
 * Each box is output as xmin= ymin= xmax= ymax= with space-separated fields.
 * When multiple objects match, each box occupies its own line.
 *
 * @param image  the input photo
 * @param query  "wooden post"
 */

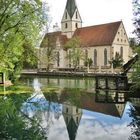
xmin=115 ymin=92 xmax=118 ymax=102
xmin=95 ymin=90 xmax=99 ymax=102
xmin=105 ymin=77 xmax=109 ymax=89
xmin=105 ymin=90 xmax=108 ymax=102
xmin=124 ymin=76 xmax=128 ymax=90
xmin=115 ymin=77 xmax=119 ymax=90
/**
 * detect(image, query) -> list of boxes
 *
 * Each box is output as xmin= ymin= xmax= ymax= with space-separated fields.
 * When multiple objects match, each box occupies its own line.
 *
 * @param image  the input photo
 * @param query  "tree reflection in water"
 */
xmin=0 ymin=92 xmax=48 ymax=139
xmin=1 ymin=76 xmax=140 ymax=140
xmin=128 ymin=104 xmax=140 ymax=140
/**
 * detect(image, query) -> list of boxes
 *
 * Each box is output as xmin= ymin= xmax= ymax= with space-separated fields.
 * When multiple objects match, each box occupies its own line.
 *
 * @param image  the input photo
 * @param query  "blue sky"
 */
xmin=46 ymin=0 xmax=134 ymax=37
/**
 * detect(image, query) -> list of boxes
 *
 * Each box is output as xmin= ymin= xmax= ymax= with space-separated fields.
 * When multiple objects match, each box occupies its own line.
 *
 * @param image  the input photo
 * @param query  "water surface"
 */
xmin=0 ymin=76 xmax=140 ymax=140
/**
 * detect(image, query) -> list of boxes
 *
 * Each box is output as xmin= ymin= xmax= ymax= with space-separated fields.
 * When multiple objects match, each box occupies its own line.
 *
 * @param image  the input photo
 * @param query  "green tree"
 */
xmin=65 ymin=37 xmax=84 ymax=70
xmin=128 ymin=105 xmax=140 ymax=140
xmin=133 ymin=0 xmax=140 ymax=44
xmin=131 ymin=47 xmax=140 ymax=92
xmin=84 ymin=58 xmax=93 ymax=72
xmin=109 ymin=52 xmax=124 ymax=68
xmin=0 ymin=93 xmax=48 ymax=139
xmin=0 ymin=0 xmax=48 ymax=80
xmin=129 ymin=38 xmax=138 ymax=48
xmin=40 ymin=34 xmax=58 ymax=71
xmin=131 ymin=0 xmax=140 ymax=92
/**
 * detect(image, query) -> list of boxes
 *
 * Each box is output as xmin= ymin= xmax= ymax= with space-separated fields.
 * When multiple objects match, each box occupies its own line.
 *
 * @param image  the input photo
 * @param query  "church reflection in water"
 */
xmin=43 ymin=89 xmax=132 ymax=140
xmin=1 ymin=77 xmax=140 ymax=139
xmin=62 ymin=101 xmax=82 ymax=140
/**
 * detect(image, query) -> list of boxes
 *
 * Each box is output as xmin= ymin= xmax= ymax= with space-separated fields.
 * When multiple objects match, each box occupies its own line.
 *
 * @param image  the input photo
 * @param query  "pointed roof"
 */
xmin=67 ymin=118 xmax=78 ymax=140
xmin=66 ymin=0 xmax=77 ymax=18
xmin=73 ymin=21 xmax=122 ymax=47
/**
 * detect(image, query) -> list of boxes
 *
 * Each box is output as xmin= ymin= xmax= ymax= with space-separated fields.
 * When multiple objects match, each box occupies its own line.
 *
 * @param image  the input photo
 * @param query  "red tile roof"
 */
xmin=41 ymin=21 xmax=121 ymax=48
xmin=43 ymin=90 xmax=124 ymax=118
xmin=73 ymin=21 xmax=121 ymax=47
xmin=40 ymin=31 xmax=68 ymax=48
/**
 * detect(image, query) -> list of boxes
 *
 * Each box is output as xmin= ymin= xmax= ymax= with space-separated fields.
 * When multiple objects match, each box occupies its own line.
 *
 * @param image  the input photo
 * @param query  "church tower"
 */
xmin=61 ymin=0 xmax=82 ymax=38
xmin=62 ymin=102 xmax=82 ymax=140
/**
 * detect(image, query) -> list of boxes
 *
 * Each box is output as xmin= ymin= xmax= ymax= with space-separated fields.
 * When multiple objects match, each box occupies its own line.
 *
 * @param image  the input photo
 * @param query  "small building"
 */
xmin=38 ymin=0 xmax=132 ymax=72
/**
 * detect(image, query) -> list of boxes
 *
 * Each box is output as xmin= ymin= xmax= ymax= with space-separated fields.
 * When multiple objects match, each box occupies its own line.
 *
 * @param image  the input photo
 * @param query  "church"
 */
xmin=38 ymin=0 xmax=132 ymax=72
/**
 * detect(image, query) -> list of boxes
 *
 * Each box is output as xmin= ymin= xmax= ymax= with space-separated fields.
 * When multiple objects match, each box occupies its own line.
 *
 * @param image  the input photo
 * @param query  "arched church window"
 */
xmin=85 ymin=49 xmax=88 ymax=60
xmin=57 ymin=51 xmax=60 ymax=67
xmin=65 ymin=23 xmax=68 ymax=28
xmin=120 ymin=46 xmax=123 ymax=58
xmin=66 ymin=108 xmax=68 ymax=113
xmin=65 ymin=12 xmax=67 ymax=19
xmin=76 ymin=11 xmax=78 ymax=19
xmin=104 ymin=48 xmax=107 ymax=66
xmin=75 ymin=23 xmax=78 ymax=28
xmin=94 ymin=49 xmax=97 ymax=66
xmin=76 ymin=108 xmax=78 ymax=113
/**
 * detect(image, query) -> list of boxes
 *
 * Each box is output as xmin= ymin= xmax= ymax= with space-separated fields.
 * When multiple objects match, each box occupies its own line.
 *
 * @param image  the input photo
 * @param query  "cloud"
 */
xmin=76 ymin=119 xmax=131 ymax=140
xmin=48 ymin=116 xmax=69 ymax=140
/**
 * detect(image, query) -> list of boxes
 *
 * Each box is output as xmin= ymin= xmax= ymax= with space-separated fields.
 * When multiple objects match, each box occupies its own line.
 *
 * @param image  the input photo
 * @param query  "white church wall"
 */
xmin=59 ymin=49 xmax=67 ymax=68
xmin=82 ymin=46 xmax=111 ymax=67
xmin=112 ymin=22 xmax=131 ymax=64
xmin=113 ymin=44 xmax=130 ymax=64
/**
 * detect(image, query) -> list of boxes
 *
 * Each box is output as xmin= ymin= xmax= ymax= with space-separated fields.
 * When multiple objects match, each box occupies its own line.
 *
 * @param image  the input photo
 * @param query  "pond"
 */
xmin=0 ymin=76 xmax=140 ymax=140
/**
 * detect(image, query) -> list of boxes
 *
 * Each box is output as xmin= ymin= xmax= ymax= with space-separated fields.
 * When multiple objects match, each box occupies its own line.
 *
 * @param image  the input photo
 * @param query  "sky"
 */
xmin=46 ymin=0 xmax=134 ymax=37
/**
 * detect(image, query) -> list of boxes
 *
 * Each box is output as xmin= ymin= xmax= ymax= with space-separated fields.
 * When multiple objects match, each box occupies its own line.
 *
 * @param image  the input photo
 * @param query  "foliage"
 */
xmin=84 ymin=58 xmax=93 ymax=68
xmin=128 ymin=105 xmax=140 ymax=140
xmin=129 ymin=37 xmax=139 ymax=55
xmin=65 ymin=37 xmax=84 ymax=69
xmin=39 ymin=35 xmax=58 ymax=71
xmin=131 ymin=0 xmax=140 ymax=91
xmin=131 ymin=47 xmax=140 ymax=91
xmin=22 ymin=43 xmax=38 ymax=69
xmin=64 ymin=37 xmax=80 ymax=49
xmin=0 ymin=94 xmax=47 ymax=139
xmin=109 ymin=52 xmax=124 ymax=68
xmin=0 ymin=0 xmax=48 ymax=80
xmin=133 ymin=0 xmax=140 ymax=44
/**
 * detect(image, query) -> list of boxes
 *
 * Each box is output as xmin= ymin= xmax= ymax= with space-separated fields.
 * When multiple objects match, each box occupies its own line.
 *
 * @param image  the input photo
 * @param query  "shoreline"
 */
xmin=21 ymin=70 xmax=125 ymax=78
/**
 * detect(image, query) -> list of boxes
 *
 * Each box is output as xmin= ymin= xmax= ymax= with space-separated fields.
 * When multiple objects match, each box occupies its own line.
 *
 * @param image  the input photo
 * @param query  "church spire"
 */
xmin=61 ymin=0 xmax=82 ymax=38
xmin=66 ymin=0 xmax=77 ymax=18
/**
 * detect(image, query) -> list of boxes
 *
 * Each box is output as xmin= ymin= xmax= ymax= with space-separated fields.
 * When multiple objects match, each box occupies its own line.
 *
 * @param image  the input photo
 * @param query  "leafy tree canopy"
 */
xmin=131 ymin=0 xmax=140 ymax=91
xmin=133 ymin=0 xmax=140 ymax=44
xmin=109 ymin=52 xmax=124 ymax=68
xmin=0 ymin=0 xmax=48 ymax=79
xmin=65 ymin=37 xmax=84 ymax=69
xmin=64 ymin=36 xmax=81 ymax=49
